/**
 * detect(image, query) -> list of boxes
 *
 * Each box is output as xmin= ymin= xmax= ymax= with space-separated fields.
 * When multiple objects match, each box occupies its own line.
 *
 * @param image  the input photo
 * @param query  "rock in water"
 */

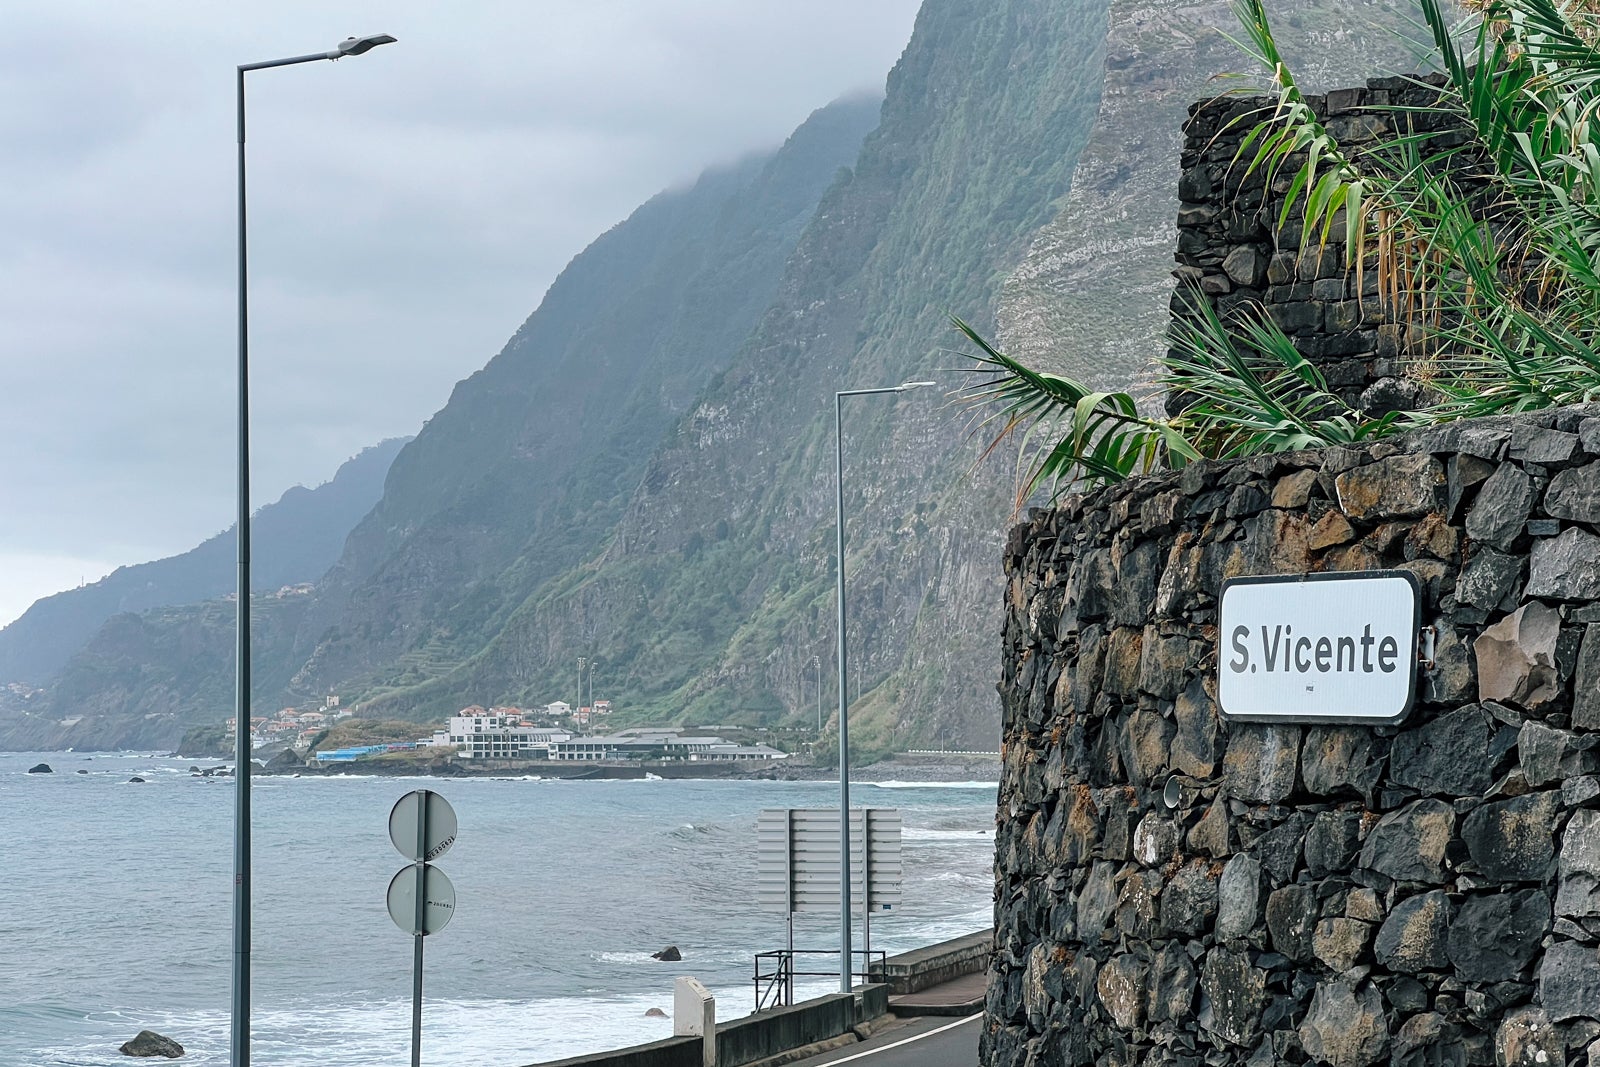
xmin=128 ymin=777 xmax=146 ymax=784
xmin=27 ymin=763 xmax=51 ymax=774
xmin=119 ymin=1030 xmax=184 ymax=1058
xmin=651 ymin=945 xmax=682 ymax=962
xmin=644 ymin=1007 xmax=668 ymax=1018
xmin=76 ymin=769 xmax=88 ymax=775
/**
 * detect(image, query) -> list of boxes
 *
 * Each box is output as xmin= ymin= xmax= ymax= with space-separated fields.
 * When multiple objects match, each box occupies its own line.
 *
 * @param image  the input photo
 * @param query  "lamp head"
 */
xmin=336 ymin=33 xmax=397 ymax=57
xmin=897 ymin=380 xmax=938 ymax=391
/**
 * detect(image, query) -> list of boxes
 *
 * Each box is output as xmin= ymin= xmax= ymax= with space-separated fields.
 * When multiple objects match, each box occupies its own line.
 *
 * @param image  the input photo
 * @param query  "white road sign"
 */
xmin=386 ymin=864 xmax=457 ymax=936
xmin=1218 ymin=570 xmax=1420 ymax=724
xmin=389 ymin=790 xmax=457 ymax=863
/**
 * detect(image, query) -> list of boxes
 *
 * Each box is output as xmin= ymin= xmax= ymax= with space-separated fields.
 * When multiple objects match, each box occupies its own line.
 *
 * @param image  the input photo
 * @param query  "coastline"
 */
xmin=253 ymin=750 xmax=1001 ymax=784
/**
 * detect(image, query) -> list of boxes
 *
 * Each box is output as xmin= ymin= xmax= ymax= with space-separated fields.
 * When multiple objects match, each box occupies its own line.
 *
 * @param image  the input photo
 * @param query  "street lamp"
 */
xmin=833 ymin=379 xmax=936 ymax=993
xmin=232 ymin=33 xmax=395 ymax=1067
xmin=812 ymin=654 xmax=823 ymax=734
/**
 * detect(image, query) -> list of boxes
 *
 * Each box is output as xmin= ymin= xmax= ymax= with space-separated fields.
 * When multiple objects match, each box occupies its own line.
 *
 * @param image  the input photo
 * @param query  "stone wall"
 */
xmin=984 ymin=404 xmax=1600 ymax=1067
xmin=1172 ymin=77 xmax=1466 ymax=415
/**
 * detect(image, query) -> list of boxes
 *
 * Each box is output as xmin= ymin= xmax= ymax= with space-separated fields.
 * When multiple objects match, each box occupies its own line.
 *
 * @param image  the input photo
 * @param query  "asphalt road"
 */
xmin=795 ymin=1013 xmax=981 ymax=1067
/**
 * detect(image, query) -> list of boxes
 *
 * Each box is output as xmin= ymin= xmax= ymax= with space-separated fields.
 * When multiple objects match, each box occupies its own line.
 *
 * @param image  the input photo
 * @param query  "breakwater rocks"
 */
xmin=986 ymin=405 xmax=1600 ymax=1067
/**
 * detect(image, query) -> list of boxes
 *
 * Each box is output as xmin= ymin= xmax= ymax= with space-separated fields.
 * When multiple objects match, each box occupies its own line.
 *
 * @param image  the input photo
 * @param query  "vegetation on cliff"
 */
xmin=961 ymin=0 xmax=1600 ymax=496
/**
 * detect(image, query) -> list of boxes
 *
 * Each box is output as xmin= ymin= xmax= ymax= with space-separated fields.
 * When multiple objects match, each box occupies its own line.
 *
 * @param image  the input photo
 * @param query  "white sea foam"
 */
xmin=902 ymin=827 xmax=993 ymax=841
xmin=70 ymin=993 xmax=729 ymax=1067
xmin=859 ymin=780 xmax=998 ymax=790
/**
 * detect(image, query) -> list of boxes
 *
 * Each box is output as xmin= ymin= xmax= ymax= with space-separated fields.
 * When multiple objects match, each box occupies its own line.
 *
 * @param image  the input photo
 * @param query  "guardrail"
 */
xmin=753 ymin=948 xmax=885 ymax=1010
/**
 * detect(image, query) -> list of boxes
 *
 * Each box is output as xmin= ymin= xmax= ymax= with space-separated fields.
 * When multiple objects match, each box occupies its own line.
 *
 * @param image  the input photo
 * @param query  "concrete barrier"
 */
xmin=519 ymin=983 xmax=890 ymax=1067
xmin=517 ymin=1034 xmax=702 ymax=1067
xmin=870 ymin=929 xmax=991 ymax=995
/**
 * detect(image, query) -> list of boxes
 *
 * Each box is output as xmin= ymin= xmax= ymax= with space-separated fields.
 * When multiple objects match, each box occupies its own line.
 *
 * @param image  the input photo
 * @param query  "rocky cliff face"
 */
xmin=351 ymin=0 xmax=1119 ymax=751
xmin=16 ymin=0 xmax=1444 ymax=754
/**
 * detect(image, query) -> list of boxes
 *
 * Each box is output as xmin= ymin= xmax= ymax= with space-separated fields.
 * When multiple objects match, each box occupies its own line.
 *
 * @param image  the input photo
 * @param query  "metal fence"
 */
xmin=753 ymin=948 xmax=887 ymax=1011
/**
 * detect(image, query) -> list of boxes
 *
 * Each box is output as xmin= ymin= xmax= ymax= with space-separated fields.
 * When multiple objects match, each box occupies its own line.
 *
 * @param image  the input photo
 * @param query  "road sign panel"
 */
xmin=389 ymin=790 xmax=458 ymax=862
xmin=386 ymin=864 xmax=457 ymax=936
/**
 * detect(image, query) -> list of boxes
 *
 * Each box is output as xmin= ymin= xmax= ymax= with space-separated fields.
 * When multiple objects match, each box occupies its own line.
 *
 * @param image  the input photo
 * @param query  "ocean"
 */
xmin=0 ymin=751 xmax=996 ymax=1066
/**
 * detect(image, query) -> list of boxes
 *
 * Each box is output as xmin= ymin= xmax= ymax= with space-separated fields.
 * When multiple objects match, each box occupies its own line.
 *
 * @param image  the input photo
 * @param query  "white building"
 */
xmin=431 ymin=710 xmax=571 ymax=760
xmin=546 ymin=731 xmax=788 ymax=763
xmin=544 ymin=701 xmax=573 ymax=719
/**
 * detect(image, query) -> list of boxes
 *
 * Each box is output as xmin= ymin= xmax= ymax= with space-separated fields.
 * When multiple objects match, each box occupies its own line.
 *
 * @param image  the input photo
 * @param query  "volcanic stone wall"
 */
xmin=1172 ymin=77 xmax=1467 ymax=415
xmin=985 ymin=405 xmax=1600 ymax=1067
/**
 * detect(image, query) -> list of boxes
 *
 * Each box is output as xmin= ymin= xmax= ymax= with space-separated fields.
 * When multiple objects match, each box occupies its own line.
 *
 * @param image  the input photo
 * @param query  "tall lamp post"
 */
xmin=232 ymin=33 xmax=395 ymax=1067
xmin=833 ymin=380 xmax=936 ymax=993
xmin=812 ymin=654 xmax=823 ymax=734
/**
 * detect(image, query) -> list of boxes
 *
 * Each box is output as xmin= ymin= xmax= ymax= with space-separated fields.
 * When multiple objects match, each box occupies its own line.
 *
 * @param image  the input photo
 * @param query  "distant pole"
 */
xmin=232 ymin=34 xmax=395 ymax=1067
xmin=411 ymin=790 xmax=428 ymax=1067
xmin=832 ymin=380 xmax=935 ymax=994
xmin=814 ymin=655 xmax=823 ymax=735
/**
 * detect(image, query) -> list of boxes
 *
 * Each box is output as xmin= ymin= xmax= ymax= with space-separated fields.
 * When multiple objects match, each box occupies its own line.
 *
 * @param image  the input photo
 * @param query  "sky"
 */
xmin=0 ymin=1 xmax=923 ymax=628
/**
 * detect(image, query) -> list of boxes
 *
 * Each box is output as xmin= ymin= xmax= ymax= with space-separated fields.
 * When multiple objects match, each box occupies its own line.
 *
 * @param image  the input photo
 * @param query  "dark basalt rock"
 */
xmin=1390 ymin=1012 xmax=1466 ymax=1067
xmin=1298 ymin=979 xmax=1388 ymax=1067
xmin=1546 ymin=462 xmax=1600 ymax=521
xmin=1360 ymin=799 xmax=1453 ymax=884
xmin=1160 ymin=860 xmax=1218 ymax=937
xmin=1447 ymin=890 xmax=1551 ymax=983
xmin=651 ymin=946 xmax=681 ymax=962
xmin=1456 ymin=548 xmax=1523 ymax=615
xmin=1389 ymin=706 xmax=1495 ymax=796
xmin=1375 ymin=890 xmax=1452 ymax=974
xmin=1301 ymin=726 xmax=1385 ymax=798
xmin=1465 ymin=463 xmax=1535 ymax=550
xmin=27 ymin=763 xmax=51 ymax=774
xmin=119 ymin=1030 xmax=184 ymax=1058
xmin=1216 ymin=853 xmax=1262 ymax=941
xmin=1266 ymin=884 xmax=1317 ymax=963
xmin=1200 ymin=947 xmax=1264 ymax=1046
xmin=992 ymin=359 xmax=1600 ymax=1065
xmin=1251 ymin=812 xmax=1310 ymax=885
xmin=1494 ymin=1008 xmax=1564 ymax=1067
xmin=1222 ymin=724 xmax=1300 ymax=804
xmin=1528 ymin=527 xmax=1600 ymax=601
xmin=1305 ymin=809 xmax=1364 ymax=877
xmin=1539 ymin=939 xmax=1600 ymax=1021
xmin=1462 ymin=791 xmax=1559 ymax=882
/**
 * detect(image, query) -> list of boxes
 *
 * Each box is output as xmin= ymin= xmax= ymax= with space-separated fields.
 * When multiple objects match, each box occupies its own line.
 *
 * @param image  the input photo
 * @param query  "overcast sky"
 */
xmin=0 ymin=1 xmax=922 ymax=627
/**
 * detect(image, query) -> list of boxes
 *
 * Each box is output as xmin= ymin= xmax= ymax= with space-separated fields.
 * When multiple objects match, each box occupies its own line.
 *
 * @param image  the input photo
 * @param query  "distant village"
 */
xmin=232 ymin=696 xmax=791 ymax=767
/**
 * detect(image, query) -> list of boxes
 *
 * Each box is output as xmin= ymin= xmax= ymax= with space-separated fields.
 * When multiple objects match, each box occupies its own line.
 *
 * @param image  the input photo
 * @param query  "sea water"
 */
xmin=0 ymin=752 xmax=996 ymax=1066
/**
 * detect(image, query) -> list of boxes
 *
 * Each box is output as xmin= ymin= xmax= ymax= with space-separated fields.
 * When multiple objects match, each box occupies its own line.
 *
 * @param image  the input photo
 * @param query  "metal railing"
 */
xmin=753 ymin=948 xmax=887 ymax=1011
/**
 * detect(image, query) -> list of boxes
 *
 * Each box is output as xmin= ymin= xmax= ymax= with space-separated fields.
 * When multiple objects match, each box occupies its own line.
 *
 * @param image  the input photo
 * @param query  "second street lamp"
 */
xmin=832 ymin=379 xmax=936 ymax=993
xmin=232 ymin=32 xmax=395 ymax=1067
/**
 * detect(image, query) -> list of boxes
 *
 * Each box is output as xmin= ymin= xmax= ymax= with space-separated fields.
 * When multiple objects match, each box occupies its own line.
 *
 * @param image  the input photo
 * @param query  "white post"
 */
xmin=674 ymin=976 xmax=716 ymax=1067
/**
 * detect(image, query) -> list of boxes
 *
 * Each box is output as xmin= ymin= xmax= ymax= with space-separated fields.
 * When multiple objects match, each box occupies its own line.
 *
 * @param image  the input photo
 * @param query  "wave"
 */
xmin=902 ymin=827 xmax=993 ymax=841
xmin=859 ymin=780 xmax=999 ymax=790
xmin=38 ymin=988 xmax=787 ymax=1067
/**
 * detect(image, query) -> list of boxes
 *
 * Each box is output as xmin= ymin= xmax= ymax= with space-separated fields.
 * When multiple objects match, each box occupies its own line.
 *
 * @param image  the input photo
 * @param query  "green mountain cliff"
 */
xmin=5 ymin=0 xmax=1434 ymax=754
xmin=0 ymin=439 xmax=406 ymax=686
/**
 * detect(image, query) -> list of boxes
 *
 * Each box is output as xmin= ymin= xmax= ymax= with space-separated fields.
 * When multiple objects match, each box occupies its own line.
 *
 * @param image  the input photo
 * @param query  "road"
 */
xmin=795 ymin=1013 xmax=980 ymax=1067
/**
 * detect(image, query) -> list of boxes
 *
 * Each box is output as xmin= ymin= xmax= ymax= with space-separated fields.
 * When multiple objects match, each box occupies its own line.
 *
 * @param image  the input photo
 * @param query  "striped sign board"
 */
xmin=757 ymin=808 xmax=903 ymax=914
